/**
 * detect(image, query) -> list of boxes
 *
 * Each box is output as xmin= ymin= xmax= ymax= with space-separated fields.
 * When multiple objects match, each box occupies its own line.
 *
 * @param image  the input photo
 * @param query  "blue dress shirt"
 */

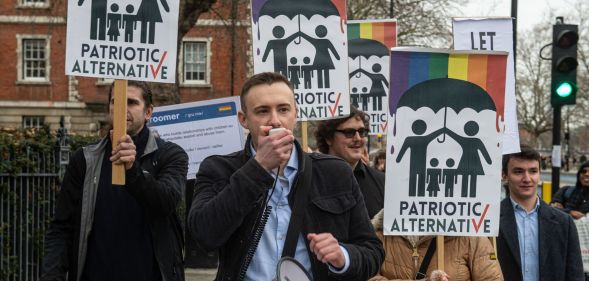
xmin=245 ymin=145 xmax=349 ymax=280
xmin=510 ymin=196 xmax=540 ymax=281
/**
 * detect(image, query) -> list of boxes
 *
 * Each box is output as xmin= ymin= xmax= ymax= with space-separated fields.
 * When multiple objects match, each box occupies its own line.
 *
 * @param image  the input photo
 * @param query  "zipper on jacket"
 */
xmin=412 ymin=245 xmax=419 ymax=269
xmin=236 ymin=195 xmax=271 ymax=281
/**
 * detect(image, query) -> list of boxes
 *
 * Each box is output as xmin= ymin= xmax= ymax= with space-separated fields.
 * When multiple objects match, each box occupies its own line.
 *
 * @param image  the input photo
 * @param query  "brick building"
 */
xmin=0 ymin=0 xmax=251 ymax=134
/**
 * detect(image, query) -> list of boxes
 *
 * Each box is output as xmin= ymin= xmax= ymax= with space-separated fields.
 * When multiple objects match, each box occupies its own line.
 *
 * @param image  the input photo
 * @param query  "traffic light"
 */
xmin=551 ymin=23 xmax=578 ymax=106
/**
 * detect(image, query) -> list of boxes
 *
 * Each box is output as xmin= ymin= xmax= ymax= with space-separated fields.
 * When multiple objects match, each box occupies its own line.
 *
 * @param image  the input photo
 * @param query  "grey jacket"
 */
xmin=42 ymin=130 xmax=188 ymax=281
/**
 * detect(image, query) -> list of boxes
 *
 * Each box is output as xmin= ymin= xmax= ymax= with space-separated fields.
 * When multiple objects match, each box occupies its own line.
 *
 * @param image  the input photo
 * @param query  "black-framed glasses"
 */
xmin=335 ymin=128 xmax=369 ymax=138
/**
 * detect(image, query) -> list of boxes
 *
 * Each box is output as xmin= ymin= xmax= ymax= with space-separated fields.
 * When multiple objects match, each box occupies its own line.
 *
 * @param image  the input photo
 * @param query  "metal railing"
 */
xmin=0 ymin=135 xmax=66 ymax=281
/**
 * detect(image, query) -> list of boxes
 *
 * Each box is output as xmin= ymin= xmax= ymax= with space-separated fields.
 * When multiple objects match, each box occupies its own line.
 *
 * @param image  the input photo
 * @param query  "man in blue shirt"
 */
xmin=497 ymin=144 xmax=584 ymax=281
xmin=189 ymin=72 xmax=383 ymax=281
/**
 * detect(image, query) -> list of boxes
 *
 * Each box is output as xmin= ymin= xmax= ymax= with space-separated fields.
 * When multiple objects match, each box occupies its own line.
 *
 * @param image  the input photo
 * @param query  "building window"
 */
xmin=18 ymin=0 xmax=49 ymax=8
xmin=22 ymin=0 xmax=46 ymax=4
xmin=97 ymin=77 xmax=114 ymax=85
xmin=182 ymin=40 xmax=210 ymax=84
xmin=23 ymin=39 xmax=47 ymax=79
xmin=22 ymin=116 xmax=45 ymax=129
xmin=17 ymin=35 xmax=51 ymax=83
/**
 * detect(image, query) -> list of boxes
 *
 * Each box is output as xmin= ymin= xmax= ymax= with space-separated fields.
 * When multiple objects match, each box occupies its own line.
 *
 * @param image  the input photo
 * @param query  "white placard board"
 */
xmin=453 ymin=17 xmax=520 ymax=154
xmin=385 ymin=48 xmax=508 ymax=237
xmin=149 ymin=97 xmax=245 ymax=179
xmin=66 ymin=0 xmax=179 ymax=83
xmin=575 ymin=217 xmax=589 ymax=273
xmin=251 ymin=0 xmax=350 ymax=120
xmin=347 ymin=19 xmax=397 ymax=135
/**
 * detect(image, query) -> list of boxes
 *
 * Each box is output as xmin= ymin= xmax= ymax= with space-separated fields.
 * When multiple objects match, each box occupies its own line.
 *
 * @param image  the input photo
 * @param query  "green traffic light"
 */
xmin=556 ymin=82 xmax=574 ymax=97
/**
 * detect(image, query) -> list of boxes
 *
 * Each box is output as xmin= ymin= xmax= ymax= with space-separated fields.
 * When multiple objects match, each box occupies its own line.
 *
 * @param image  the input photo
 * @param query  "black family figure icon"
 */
xmin=393 ymin=78 xmax=497 ymax=198
xmin=348 ymin=38 xmax=390 ymax=112
xmin=79 ymin=0 xmax=169 ymax=44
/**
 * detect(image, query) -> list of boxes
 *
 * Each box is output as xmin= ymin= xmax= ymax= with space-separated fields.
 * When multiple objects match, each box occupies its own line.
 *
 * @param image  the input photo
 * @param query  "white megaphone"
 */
xmin=275 ymin=257 xmax=312 ymax=281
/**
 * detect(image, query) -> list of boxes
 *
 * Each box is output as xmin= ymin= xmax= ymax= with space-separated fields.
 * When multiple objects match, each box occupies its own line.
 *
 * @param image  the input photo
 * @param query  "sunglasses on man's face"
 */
xmin=335 ymin=128 xmax=369 ymax=138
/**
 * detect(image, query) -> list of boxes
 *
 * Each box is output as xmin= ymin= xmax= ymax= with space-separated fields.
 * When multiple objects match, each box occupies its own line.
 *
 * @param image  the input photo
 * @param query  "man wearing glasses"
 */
xmin=315 ymin=106 xmax=384 ymax=218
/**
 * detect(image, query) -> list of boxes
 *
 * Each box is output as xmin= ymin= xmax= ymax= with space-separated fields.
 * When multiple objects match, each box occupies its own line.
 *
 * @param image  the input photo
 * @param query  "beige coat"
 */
xmin=368 ymin=210 xmax=504 ymax=281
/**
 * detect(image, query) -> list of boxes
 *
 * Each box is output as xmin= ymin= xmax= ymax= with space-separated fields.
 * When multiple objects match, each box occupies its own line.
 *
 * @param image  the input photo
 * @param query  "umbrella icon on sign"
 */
xmin=348 ymin=38 xmax=389 ymax=76
xmin=258 ymin=0 xmax=340 ymax=42
xmin=396 ymin=78 xmax=496 ymax=142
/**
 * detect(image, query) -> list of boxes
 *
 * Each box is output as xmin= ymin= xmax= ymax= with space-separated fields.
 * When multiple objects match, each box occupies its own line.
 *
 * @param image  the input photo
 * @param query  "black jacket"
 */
xmin=552 ymin=161 xmax=589 ymax=214
xmin=42 ymin=131 xmax=188 ymax=281
xmin=188 ymin=137 xmax=384 ymax=281
xmin=353 ymin=162 xmax=385 ymax=219
xmin=497 ymin=198 xmax=584 ymax=281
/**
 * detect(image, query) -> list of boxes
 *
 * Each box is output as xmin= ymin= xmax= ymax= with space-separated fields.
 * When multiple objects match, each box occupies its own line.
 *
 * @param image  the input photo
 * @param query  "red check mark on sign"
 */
xmin=328 ymin=92 xmax=342 ymax=117
xmin=472 ymin=204 xmax=490 ymax=233
xmin=380 ymin=121 xmax=388 ymax=132
xmin=150 ymin=51 xmax=168 ymax=79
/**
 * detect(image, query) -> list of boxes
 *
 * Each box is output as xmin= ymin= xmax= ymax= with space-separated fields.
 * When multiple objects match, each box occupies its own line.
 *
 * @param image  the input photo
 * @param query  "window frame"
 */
xmin=22 ymin=115 xmax=45 ymax=129
xmin=180 ymin=37 xmax=211 ymax=86
xmin=17 ymin=34 xmax=51 ymax=83
xmin=17 ymin=0 xmax=50 ymax=9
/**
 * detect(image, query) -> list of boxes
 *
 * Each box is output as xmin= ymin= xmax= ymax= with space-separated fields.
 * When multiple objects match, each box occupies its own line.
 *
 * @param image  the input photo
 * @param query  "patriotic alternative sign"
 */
xmin=251 ymin=0 xmax=349 ymax=121
xmin=385 ymin=48 xmax=508 ymax=236
xmin=66 ymin=0 xmax=179 ymax=83
xmin=453 ymin=17 xmax=520 ymax=154
xmin=348 ymin=20 xmax=397 ymax=135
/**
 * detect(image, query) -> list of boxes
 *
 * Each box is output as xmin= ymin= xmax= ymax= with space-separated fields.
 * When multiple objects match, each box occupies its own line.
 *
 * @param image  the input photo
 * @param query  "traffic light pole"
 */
xmin=552 ymin=105 xmax=561 ymax=195
xmin=549 ymin=17 xmax=578 ymax=194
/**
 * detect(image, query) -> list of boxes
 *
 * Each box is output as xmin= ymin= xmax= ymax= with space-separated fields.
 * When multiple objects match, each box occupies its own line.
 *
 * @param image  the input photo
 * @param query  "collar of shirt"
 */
xmin=509 ymin=196 xmax=540 ymax=214
xmin=509 ymin=196 xmax=540 ymax=281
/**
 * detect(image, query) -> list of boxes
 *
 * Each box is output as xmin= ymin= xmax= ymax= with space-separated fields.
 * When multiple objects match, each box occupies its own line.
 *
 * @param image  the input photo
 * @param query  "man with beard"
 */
xmin=42 ymin=81 xmax=188 ymax=281
xmin=315 ymin=106 xmax=384 ymax=218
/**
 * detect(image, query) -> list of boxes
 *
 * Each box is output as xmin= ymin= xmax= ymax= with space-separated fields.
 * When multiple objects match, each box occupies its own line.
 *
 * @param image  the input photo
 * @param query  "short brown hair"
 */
xmin=315 ymin=106 xmax=369 ymax=154
xmin=240 ymin=72 xmax=293 ymax=112
xmin=502 ymin=144 xmax=541 ymax=174
xmin=108 ymin=80 xmax=154 ymax=108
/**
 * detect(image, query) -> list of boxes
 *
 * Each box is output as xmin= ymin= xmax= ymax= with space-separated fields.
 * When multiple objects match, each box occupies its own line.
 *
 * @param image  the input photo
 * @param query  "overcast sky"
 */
xmin=459 ymin=0 xmax=578 ymax=31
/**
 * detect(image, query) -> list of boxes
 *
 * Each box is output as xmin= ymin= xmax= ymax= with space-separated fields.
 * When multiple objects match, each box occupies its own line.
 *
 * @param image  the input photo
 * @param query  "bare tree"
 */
xmin=515 ymin=0 xmax=589 ymax=150
xmin=514 ymin=24 xmax=553 ymax=147
xmin=567 ymin=0 xmax=589 ymax=125
xmin=347 ymin=0 xmax=466 ymax=48
xmin=151 ymin=0 xmax=218 ymax=105
xmin=560 ymin=0 xmax=589 ymax=156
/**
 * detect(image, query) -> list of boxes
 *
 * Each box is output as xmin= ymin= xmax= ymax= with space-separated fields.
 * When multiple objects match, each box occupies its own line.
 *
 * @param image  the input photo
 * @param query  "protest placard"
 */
xmin=251 ymin=0 xmax=349 ymax=120
xmin=575 ymin=217 xmax=589 ymax=272
xmin=66 ymin=0 xmax=179 ymax=83
xmin=149 ymin=97 xmax=245 ymax=179
xmin=453 ymin=17 xmax=520 ymax=154
xmin=348 ymin=19 xmax=396 ymax=135
xmin=385 ymin=48 xmax=508 ymax=236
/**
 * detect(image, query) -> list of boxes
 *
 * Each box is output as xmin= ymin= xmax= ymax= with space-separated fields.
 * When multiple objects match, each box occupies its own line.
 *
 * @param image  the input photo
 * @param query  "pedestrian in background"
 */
xmin=551 ymin=161 xmax=589 ymax=219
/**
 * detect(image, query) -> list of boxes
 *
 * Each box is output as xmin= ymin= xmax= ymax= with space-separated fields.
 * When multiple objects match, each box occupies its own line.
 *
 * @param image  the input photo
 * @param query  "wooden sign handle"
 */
xmin=112 ymin=79 xmax=127 ymax=185
xmin=491 ymin=237 xmax=498 ymax=260
xmin=437 ymin=235 xmax=444 ymax=271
